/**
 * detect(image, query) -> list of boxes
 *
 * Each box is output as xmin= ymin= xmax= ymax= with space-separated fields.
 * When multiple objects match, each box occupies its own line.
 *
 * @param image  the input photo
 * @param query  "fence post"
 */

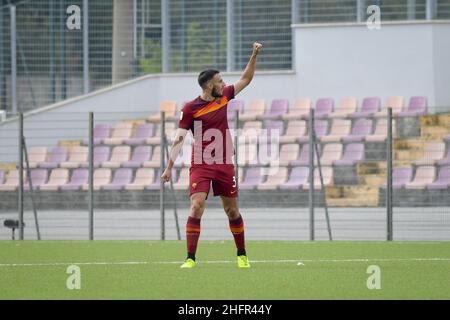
xmin=18 ymin=112 xmax=24 ymax=240
xmin=160 ymin=112 xmax=166 ymax=240
xmin=10 ymin=5 xmax=17 ymax=114
xmin=308 ymin=108 xmax=315 ymax=241
xmin=83 ymin=0 xmax=90 ymax=94
xmin=89 ymin=112 xmax=94 ymax=240
xmin=387 ymin=107 xmax=393 ymax=241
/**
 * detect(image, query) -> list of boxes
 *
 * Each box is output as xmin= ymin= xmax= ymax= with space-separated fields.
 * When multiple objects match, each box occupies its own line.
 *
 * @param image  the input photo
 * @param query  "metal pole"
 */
xmin=83 ymin=0 xmax=89 ymax=94
xmin=161 ymin=0 xmax=170 ymax=73
xmin=160 ymin=112 xmax=166 ymax=240
xmin=0 ymin=7 xmax=6 ymax=112
xmin=18 ymin=112 xmax=24 ymax=240
xmin=387 ymin=107 xmax=393 ymax=241
xmin=50 ymin=0 xmax=56 ymax=103
xmin=291 ymin=0 xmax=297 ymax=72
xmin=89 ymin=112 xmax=94 ymax=240
xmin=407 ymin=0 xmax=416 ymax=20
xmin=132 ymin=0 xmax=137 ymax=60
xmin=60 ymin=0 xmax=67 ymax=100
xmin=356 ymin=0 xmax=364 ymax=23
xmin=308 ymin=108 xmax=315 ymax=241
xmin=163 ymin=138 xmax=181 ymax=240
xmin=226 ymin=0 xmax=234 ymax=72
xmin=10 ymin=5 xmax=17 ymax=114
xmin=23 ymin=138 xmax=41 ymax=240
xmin=426 ymin=0 xmax=436 ymax=20
xmin=314 ymin=140 xmax=332 ymax=241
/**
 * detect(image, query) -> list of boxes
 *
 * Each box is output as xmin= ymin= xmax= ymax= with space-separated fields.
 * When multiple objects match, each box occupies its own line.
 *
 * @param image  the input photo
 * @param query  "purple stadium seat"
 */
xmin=315 ymin=98 xmax=334 ymax=118
xmin=239 ymin=167 xmax=264 ymax=190
xmin=0 ymin=169 xmax=4 ymax=184
xmin=298 ymin=120 xmax=328 ymax=143
xmin=83 ymin=123 xmax=111 ymax=145
xmin=79 ymin=146 xmax=110 ymax=168
xmin=444 ymin=134 xmax=450 ymax=143
xmin=264 ymin=120 xmax=285 ymax=141
xmin=398 ymin=96 xmax=428 ymax=117
xmin=102 ymin=168 xmax=133 ymax=190
xmin=146 ymin=169 xmax=177 ymax=190
xmin=289 ymin=144 xmax=322 ymax=166
xmin=24 ymin=169 xmax=48 ymax=191
xmin=350 ymin=97 xmax=380 ymax=119
xmin=427 ymin=166 xmax=450 ymax=190
xmin=381 ymin=167 xmax=413 ymax=189
xmin=122 ymin=146 xmax=152 ymax=168
xmin=60 ymin=169 xmax=88 ymax=191
xmin=38 ymin=147 xmax=68 ymax=169
xmin=333 ymin=143 xmax=365 ymax=166
xmin=342 ymin=119 xmax=373 ymax=143
xmin=259 ymin=99 xmax=289 ymax=120
xmin=124 ymin=123 xmax=155 ymax=145
xmin=437 ymin=147 xmax=450 ymax=166
xmin=279 ymin=167 xmax=309 ymax=190
xmin=227 ymin=99 xmax=245 ymax=120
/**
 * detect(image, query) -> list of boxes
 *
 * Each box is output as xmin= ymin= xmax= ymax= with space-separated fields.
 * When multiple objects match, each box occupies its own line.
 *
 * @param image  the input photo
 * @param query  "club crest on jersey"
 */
xmin=192 ymin=182 xmax=197 ymax=189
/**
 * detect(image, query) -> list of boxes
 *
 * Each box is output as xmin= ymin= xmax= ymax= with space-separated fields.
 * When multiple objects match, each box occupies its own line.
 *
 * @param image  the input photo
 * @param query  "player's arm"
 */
xmin=161 ymin=128 xmax=188 ymax=182
xmin=233 ymin=42 xmax=262 ymax=96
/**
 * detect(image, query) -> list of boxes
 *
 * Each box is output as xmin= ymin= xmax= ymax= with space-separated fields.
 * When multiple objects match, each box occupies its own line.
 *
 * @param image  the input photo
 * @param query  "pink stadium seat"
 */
xmin=143 ymin=146 xmax=161 ymax=168
xmin=281 ymin=98 xmax=311 ymax=120
xmin=27 ymin=147 xmax=48 ymax=169
xmin=103 ymin=122 xmax=134 ymax=145
xmin=81 ymin=168 xmax=112 ymax=191
xmin=327 ymin=97 xmax=357 ymax=119
xmin=101 ymin=146 xmax=131 ymax=168
xmin=405 ymin=166 xmax=436 ymax=189
xmin=125 ymin=168 xmax=155 ymax=191
xmin=146 ymin=122 xmax=177 ymax=145
xmin=239 ymin=167 xmax=264 ymax=190
xmin=0 ymin=170 xmax=22 ymax=191
xmin=257 ymin=167 xmax=289 ymax=190
xmin=147 ymin=101 xmax=178 ymax=122
xmin=302 ymin=167 xmax=333 ymax=190
xmin=413 ymin=142 xmax=446 ymax=166
xmin=298 ymin=120 xmax=328 ymax=143
xmin=319 ymin=119 xmax=352 ymax=142
xmin=320 ymin=143 xmax=343 ymax=166
xmin=40 ymin=168 xmax=69 ymax=191
xmin=239 ymin=99 xmax=266 ymax=122
xmin=374 ymin=96 xmax=404 ymax=118
xmin=279 ymin=120 xmax=307 ymax=144
xmin=60 ymin=146 xmax=89 ymax=168
xmin=365 ymin=119 xmax=396 ymax=142
xmin=79 ymin=146 xmax=110 ymax=168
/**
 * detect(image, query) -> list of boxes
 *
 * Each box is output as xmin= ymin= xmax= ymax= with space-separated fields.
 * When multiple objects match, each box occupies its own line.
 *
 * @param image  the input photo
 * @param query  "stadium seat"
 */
xmin=273 ymin=144 xmax=300 ymax=166
xmin=319 ymin=119 xmax=352 ymax=142
xmin=103 ymin=122 xmax=134 ymax=145
xmin=444 ymin=134 xmax=450 ymax=143
xmin=38 ymin=147 xmax=68 ymax=169
xmin=237 ymin=142 xmax=258 ymax=166
xmin=239 ymin=99 xmax=266 ymax=122
xmin=173 ymin=167 xmax=190 ymax=190
xmin=83 ymin=123 xmax=111 ymax=145
xmin=147 ymin=101 xmax=178 ymax=122
xmin=320 ymin=143 xmax=343 ymax=166
xmin=257 ymin=167 xmax=288 ymax=190
xmin=124 ymin=123 xmax=155 ymax=146
xmin=238 ymin=121 xmax=263 ymax=144
xmin=0 ymin=170 xmax=21 ymax=191
xmin=405 ymin=166 xmax=436 ymax=189
xmin=40 ymin=168 xmax=69 ymax=191
xmin=374 ymin=96 xmax=404 ymax=118
xmin=381 ymin=167 xmax=413 ymax=189
xmin=281 ymin=98 xmax=311 ymax=120
xmin=279 ymin=120 xmax=307 ymax=144
xmin=174 ymin=144 xmax=192 ymax=168
xmin=227 ymin=99 xmax=245 ymax=120
xmin=263 ymin=120 xmax=285 ymax=143
xmin=122 ymin=146 xmax=152 ymax=168
xmin=60 ymin=146 xmax=88 ymax=168
xmin=24 ymin=169 xmax=48 ymax=191
xmin=298 ymin=119 xmax=328 ymax=143
xmin=365 ymin=119 xmax=397 ymax=142
xmin=398 ymin=96 xmax=428 ymax=117
xmin=102 ymin=168 xmax=133 ymax=190
xmin=314 ymin=98 xmax=334 ymax=119
xmin=146 ymin=122 xmax=177 ymax=145
xmin=239 ymin=167 xmax=264 ymax=190
xmin=290 ymin=144 xmax=321 ymax=166
xmin=333 ymin=143 xmax=365 ymax=166
xmin=350 ymin=97 xmax=381 ymax=119
xmin=302 ymin=167 xmax=333 ymax=189
xmin=27 ymin=147 xmax=48 ymax=168
xmin=60 ymin=168 xmax=88 ymax=191
xmin=258 ymin=99 xmax=289 ymax=120
xmin=82 ymin=168 xmax=112 ymax=191
xmin=327 ymin=97 xmax=357 ymax=119
xmin=101 ymin=146 xmax=131 ymax=168
xmin=437 ymin=146 xmax=450 ymax=166
xmin=0 ymin=169 xmax=4 ymax=185
xmin=413 ymin=142 xmax=446 ymax=166
xmin=143 ymin=146 xmax=161 ymax=168
xmin=125 ymin=168 xmax=155 ymax=191
xmin=427 ymin=166 xmax=450 ymax=190
xmin=279 ymin=167 xmax=309 ymax=190
xmin=79 ymin=146 xmax=110 ymax=168
xmin=342 ymin=118 xmax=373 ymax=143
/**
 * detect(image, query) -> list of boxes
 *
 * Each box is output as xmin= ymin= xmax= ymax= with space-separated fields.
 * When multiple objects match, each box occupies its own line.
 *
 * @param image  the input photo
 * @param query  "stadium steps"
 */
xmin=420 ymin=114 xmax=450 ymax=140
xmin=0 ymin=163 xmax=16 ymax=172
xmin=58 ymin=140 xmax=82 ymax=148
xmin=326 ymin=186 xmax=379 ymax=207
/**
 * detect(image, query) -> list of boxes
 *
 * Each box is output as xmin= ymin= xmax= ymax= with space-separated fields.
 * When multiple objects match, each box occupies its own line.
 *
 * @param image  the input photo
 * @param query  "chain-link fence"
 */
xmin=1 ymin=100 xmax=449 ymax=240
xmin=1 ymin=0 xmax=450 ymax=115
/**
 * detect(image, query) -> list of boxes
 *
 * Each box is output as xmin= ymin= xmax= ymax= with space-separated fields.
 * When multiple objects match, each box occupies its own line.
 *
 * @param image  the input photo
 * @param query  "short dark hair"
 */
xmin=198 ymin=69 xmax=220 ymax=89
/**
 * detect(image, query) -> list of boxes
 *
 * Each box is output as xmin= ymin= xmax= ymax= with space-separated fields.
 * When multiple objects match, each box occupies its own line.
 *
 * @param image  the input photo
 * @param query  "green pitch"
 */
xmin=0 ymin=241 xmax=449 ymax=299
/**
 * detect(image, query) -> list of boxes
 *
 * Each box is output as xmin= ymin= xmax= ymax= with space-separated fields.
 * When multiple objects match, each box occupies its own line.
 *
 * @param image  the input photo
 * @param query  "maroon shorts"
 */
xmin=189 ymin=164 xmax=238 ymax=198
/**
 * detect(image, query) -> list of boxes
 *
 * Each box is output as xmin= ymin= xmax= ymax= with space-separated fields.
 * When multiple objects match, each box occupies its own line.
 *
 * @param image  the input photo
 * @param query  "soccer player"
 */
xmin=161 ymin=42 xmax=263 ymax=269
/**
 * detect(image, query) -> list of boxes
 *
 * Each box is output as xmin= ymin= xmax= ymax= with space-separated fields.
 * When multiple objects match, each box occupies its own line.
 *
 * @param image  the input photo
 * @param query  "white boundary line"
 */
xmin=1 ymin=257 xmax=450 ymax=267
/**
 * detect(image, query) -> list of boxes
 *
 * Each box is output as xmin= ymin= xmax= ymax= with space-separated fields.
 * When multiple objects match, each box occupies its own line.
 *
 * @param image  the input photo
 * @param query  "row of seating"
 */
xmin=18 ymin=136 xmax=450 ymax=170
xmin=1 ymin=164 xmax=449 ymax=192
xmin=146 ymin=96 xmax=428 ymax=124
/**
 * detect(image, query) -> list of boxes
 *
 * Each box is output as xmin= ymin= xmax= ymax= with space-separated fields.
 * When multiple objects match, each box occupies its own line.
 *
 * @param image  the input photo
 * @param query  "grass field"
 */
xmin=0 ymin=241 xmax=449 ymax=299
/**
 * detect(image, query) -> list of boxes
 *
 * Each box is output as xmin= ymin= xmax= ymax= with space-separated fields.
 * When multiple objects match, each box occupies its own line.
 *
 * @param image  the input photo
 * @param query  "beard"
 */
xmin=211 ymin=87 xmax=222 ymax=98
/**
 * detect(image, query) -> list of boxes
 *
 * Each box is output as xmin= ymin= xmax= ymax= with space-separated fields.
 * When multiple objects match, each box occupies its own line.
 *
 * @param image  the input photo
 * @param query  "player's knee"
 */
xmin=224 ymin=206 xmax=240 ymax=220
xmin=190 ymin=200 xmax=205 ymax=217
